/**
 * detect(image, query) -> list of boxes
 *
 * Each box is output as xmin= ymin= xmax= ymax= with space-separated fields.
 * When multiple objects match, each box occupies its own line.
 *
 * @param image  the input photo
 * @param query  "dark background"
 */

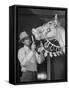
xmin=16 ymin=7 xmax=66 ymax=82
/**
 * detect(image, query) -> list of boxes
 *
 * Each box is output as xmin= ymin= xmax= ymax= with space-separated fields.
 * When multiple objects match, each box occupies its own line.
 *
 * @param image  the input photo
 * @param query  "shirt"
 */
xmin=18 ymin=45 xmax=42 ymax=72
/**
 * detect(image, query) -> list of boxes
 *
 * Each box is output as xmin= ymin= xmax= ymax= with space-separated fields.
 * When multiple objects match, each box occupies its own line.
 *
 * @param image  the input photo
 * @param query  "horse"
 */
xmin=32 ymin=14 xmax=66 ymax=80
xmin=32 ymin=14 xmax=65 ymax=54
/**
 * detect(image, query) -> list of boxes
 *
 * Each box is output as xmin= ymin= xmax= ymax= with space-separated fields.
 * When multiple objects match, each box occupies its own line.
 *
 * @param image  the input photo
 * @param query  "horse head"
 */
xmin=32 ymin=14 xmax=59 ymax=40
xmin=32 ymin=14 xmax=65 ymax=53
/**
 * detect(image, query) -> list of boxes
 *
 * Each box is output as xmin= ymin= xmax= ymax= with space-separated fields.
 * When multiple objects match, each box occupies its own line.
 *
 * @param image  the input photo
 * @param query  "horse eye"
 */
xmin=47 ymin=28 xmax=51 ymax=32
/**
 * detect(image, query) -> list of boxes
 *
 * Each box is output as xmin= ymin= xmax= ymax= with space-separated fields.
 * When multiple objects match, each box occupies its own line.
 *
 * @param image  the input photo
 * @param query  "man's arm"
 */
xmin=18 ymin=48 xmax=34 ymax=66
xmin=36 ymin=51 xmax=45 ymax=64
xmin=21 ymin=51 xmax=34 ymax=66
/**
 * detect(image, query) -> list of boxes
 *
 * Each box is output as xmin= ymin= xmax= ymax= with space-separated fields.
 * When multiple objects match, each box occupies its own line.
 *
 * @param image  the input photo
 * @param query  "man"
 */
xmin=18 ymin=31 xmax=44 ymax=82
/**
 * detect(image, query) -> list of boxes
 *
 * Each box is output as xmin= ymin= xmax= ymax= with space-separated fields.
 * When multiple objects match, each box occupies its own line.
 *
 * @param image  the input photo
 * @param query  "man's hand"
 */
xmin=31 ymin=43 xmax=36 ymax=51
xmin=21 ymin=67 xmax=27 ymax=72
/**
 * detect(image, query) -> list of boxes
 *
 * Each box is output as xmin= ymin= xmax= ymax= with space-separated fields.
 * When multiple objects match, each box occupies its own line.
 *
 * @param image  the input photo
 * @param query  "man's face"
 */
xmin=23 ymin=38 xmax=31 ymax=46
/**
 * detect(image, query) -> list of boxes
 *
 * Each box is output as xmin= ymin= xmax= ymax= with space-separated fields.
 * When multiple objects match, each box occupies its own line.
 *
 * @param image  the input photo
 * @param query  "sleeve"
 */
xmin=18 ymin=48 xmax=25 ymax=65
xmin=18 ymin=48 xmax=34 ymax=66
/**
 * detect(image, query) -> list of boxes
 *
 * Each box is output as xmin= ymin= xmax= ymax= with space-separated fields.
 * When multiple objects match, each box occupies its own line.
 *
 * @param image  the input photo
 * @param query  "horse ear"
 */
xmin=54 ymin=14 xmax=58 ymax=25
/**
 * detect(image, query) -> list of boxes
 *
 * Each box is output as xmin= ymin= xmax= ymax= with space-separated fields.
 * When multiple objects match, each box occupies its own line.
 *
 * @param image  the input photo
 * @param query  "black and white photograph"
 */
xmin=9 ymin=5 xmax=67 ymax=85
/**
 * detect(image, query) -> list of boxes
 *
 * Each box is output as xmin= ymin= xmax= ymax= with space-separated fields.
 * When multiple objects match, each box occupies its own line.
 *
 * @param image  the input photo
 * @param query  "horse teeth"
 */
xmin=44 ymin=50 xmax=48 ymax=57
xmin=53 ymin=52 xmax=57 ymax=57
xmin=49 ymin=52 xmax=53 ymax=57
xmin=57 ymin=52 xmax=60 ymax=56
